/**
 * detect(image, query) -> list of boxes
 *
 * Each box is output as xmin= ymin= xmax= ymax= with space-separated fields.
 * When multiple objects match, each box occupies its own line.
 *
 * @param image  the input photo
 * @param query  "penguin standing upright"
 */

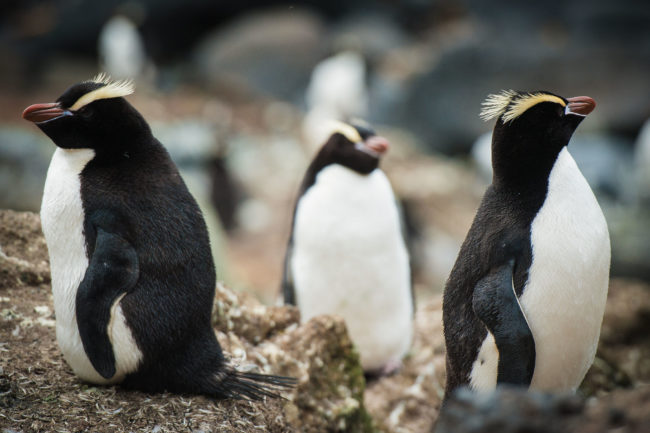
xmin=442 ymin=90 xmax=610 ymax=398
xmin=283 ymin=121 xmax=413 ymax=375
xmin=22 ymin=74 xmax=293 ymax=399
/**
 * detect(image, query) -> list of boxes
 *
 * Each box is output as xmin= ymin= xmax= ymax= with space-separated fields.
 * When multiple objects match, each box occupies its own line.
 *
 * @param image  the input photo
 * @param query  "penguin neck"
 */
xmin=90 ymin=132 xmax=156 ymax=164
xmin=491 ymin=147 xmax=565 ymax=196
xmin=299 ymin=146 xmax=338 ymax=195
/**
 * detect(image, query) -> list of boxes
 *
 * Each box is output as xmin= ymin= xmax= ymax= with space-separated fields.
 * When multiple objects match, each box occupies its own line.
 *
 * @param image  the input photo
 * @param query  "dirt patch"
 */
xmin=0 ymin=210 xmax=49 ymax=289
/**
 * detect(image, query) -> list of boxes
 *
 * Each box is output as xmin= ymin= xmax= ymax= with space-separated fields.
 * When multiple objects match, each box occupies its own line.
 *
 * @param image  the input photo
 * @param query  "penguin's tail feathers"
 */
xmin=209 ymin=368 xmax=297 ymax=400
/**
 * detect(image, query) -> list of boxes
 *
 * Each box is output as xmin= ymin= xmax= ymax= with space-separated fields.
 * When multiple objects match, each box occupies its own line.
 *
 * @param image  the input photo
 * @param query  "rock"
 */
xmin=212 ymin=284 xmax=376 ymax=432
xmin=192 ymin=9 xmax=325 ymax=100
xmin=0 ymin=127 xmax=53 ymax=212
xmin=435 ymin=386 xmax=585 ymax=433
xmin=327 ymin=13 xmax=410 ymax=62
xmin=435 ymin=385 xmax=650 ymax=433
xmin=0 ymin=210 xmax=49 ymax=289
xmin=364 ymin=297 xmax=446 ymax=433
xmin=373 ymin=0 xmax=650 ymax=155
xmin=0 ymin=210 xmax=377 ymax=432
xmin=212 ymin=282 xmax=299 ymax=345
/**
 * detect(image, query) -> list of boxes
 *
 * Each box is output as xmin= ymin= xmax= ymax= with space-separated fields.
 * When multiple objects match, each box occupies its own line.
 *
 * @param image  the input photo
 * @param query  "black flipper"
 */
xmin=472 ymin=259 xmax=535 ymax=386
xmin=76 ymin=227 xmax=139 ymax=379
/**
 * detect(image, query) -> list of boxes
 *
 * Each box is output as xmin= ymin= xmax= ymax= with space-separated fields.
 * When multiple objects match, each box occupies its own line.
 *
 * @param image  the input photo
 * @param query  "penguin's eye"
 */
xmin=77 ymin=105 xmax=93 ymax=119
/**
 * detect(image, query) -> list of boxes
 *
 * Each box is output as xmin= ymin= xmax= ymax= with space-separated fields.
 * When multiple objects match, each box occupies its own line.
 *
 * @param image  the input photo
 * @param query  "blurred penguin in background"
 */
xmin=283 ymin=120 xmax=413 ymax=376
xmin=302 ymin=51 xmax=369 ymax=151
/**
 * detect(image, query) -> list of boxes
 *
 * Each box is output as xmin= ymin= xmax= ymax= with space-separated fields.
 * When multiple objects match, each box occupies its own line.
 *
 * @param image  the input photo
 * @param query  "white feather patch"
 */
xmin=69 ymin=73 xmax=134 ymax=111
xmin=469 ymin=332 xmax=499 ymax=392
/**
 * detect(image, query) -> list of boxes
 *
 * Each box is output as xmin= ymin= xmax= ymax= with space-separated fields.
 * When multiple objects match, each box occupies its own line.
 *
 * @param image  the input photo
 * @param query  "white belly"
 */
xmin=41 ymin=148 xmax=142 ymax=384
xmin=291 ymin=165 xmax=413 ymax=371
xmin=469 ymin=148 xmax=610 ymax=392
xmin=522 ymin=148 xmax=610 ymax=391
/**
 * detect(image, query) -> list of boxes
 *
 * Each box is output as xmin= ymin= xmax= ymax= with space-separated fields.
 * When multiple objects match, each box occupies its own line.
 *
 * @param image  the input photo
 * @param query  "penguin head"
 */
xmin=480 ymin=90 xmax=595 ymax=183
xmin=22 ymin=74 xmax=149 ymax=155
xmin=315 ymin=121 xmax=389 ymax=175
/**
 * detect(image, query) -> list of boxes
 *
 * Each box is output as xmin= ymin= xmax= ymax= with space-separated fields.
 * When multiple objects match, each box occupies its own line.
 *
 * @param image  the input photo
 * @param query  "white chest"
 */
xmin=291 ymin=165 xmax=413 ymax=370
xmin=41 ymin=148 xmax=141 ymax=384
xmin=521 ymin=148 xmax=611 ymax=391
xmin=41 ymin=148 xmax=108 ymax=383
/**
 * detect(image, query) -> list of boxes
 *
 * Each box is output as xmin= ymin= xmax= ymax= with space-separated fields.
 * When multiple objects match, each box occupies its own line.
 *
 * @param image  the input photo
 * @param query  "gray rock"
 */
xmin=435 ymin=386 xmax=584 ymax=433
xmin=435 ymin=384 xmax=650 ymax=433
xmin=372 ymin=0 xmax=650 ymax=155
xmin=192 ymin=8 xmax=326 ymax=101
xmin=327 ymin=13 xmax=410 ymax=61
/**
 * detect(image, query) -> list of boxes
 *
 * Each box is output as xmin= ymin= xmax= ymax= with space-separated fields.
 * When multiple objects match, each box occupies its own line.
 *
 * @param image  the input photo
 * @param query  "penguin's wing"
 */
xmin=76 ymin=226 xmax=139 ymax=379
xmin=281 ymin=235 xmax=296 ymax=305
xmin=472 ymin=258 xmax=535 ymax=386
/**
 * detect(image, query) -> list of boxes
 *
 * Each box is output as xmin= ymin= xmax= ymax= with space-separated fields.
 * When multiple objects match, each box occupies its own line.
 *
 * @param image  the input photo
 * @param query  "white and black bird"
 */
xmin=22 ymin=74 xmax=294 ymax=399
xmin=283 ymin=121 xmax=413 ymax=375
xmin=443 ymin=90 xmax=610 ymax=399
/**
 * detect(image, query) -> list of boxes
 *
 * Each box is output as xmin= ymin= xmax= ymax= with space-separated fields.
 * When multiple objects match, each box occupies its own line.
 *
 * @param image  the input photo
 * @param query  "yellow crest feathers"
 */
xmin=480 ymin=90 xmax=566 ymax=123
xmin=327 ymin=120 xmax=362 ymax=143
xmin=69 ymin=73 xmax=135 ymax=111
xmin=479 ymin=90 xmax=518 ymax=121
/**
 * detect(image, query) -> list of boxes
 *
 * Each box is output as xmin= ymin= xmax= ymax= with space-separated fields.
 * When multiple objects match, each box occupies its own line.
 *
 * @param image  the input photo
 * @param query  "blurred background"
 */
xmin=1 ymin=0 xmax=649 ymax=304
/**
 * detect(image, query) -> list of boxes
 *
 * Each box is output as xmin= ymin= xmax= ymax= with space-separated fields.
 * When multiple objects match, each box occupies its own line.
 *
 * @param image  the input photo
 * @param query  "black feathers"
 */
xmin=33 ymin=77 xmax=295 ymax=401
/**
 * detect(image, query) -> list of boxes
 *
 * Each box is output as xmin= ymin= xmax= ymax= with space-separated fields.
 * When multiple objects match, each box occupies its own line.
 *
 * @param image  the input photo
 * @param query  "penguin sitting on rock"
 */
xmin=282 ymin=120 xmax=413 ymax=375
xmin=22 ymin=74 xmax=294 ymax=399
xmin=442 ymin=90 xmax=610 ymax=399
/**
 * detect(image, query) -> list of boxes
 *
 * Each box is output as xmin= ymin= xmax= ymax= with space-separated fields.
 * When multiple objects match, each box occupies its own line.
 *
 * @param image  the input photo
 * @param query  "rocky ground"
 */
xmin=1 ymin=210 xmax=650 ymax=432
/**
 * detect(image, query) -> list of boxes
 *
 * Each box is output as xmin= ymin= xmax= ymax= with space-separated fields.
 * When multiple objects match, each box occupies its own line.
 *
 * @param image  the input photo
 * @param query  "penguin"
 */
xmin=282 ymin=120 xmax=413 ymax=375
xmin=442 ymin=90 xmax=610 ymax=399
xmin=22 ymin=74 xmax=294 ymax=399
